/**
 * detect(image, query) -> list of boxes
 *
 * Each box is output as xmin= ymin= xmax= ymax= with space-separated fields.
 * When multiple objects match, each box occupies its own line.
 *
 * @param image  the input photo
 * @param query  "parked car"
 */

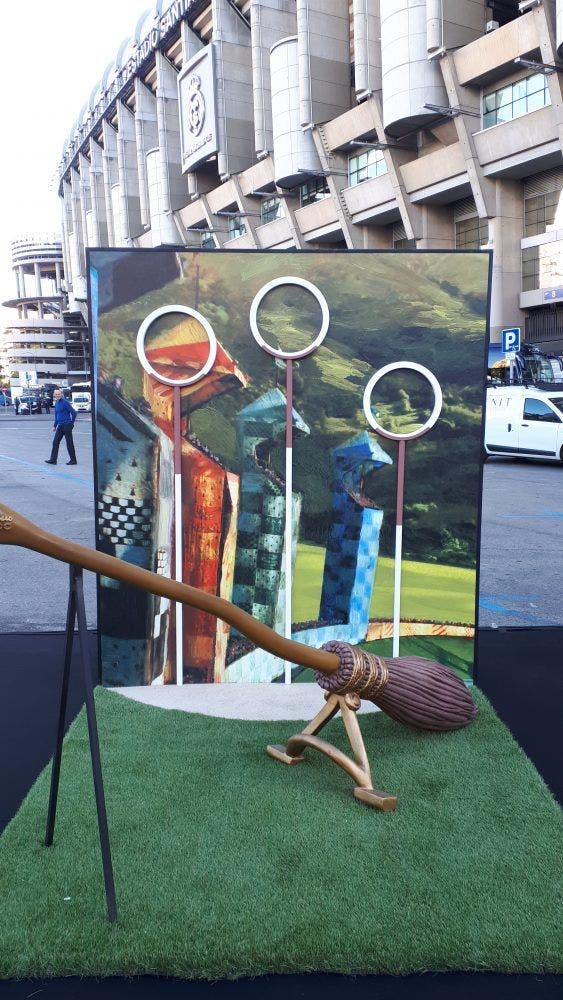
xmin=42 ymin=383 xmax=59 ymax=403
xmin=18 ymin=395 xmax=42 ymax=414
xmin=485 ymin=385 xmax=563 ymax=462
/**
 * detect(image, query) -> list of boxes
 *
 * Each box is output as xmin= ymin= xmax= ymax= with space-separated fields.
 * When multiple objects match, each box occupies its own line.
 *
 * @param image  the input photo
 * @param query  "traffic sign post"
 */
xmin=501 ymin=328 xmax=520 ymax=384
xmin=501 ymin=327 xmax=520 ymax=353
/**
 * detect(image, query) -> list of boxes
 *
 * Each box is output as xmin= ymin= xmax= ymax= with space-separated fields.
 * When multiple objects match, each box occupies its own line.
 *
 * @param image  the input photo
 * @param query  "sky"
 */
xmin=0 ymin=0 xmax=148 ymax=324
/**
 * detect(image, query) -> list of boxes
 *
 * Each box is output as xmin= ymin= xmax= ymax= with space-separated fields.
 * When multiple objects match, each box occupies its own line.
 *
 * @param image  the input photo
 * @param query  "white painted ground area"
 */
xmin=111 ymin=683 xmax=378 ymax=721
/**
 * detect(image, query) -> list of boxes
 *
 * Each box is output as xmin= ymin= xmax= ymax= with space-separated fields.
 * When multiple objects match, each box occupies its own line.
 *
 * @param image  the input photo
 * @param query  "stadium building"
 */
xmin=58 ymin=0 xmax=563 ymax=350
xmin=2 ymin=236 xmax=89 ymax=395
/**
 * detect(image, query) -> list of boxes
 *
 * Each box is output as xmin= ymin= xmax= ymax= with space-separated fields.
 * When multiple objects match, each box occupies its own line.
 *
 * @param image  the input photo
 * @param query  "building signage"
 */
xmin=122 ymin=0 xmax=197 ymax=82
xmin=501 ymin=327 xmax=520 ymax=354
xmin=60 ymin=0 xmax=203 ymax=177
xmin=178 ymin=47 xmax=218 ymax=173
xmin=544 ymin=288 xmax=563 ymax=301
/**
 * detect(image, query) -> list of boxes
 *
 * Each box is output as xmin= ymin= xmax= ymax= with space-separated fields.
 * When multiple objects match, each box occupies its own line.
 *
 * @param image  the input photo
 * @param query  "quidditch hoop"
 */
xmin=249 ymin=276 xmax=329 ymax=360
xmin=136 ymin=304 xmax=217 ymax=386
xmin=363 ymin=361 xmax=443 ymax=441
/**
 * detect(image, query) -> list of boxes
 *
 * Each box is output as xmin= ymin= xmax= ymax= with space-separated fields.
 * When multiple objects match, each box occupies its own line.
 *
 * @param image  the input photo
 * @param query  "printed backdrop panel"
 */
xmin=90 ymin=249 xmax=490 ymax=686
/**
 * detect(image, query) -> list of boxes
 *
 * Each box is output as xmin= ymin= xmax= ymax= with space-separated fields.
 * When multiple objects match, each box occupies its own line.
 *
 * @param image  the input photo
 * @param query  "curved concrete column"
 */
xmin=116 ymin=100 xmax=143 ymax=241
xmin=251 ymin=0 xmax=297 ymax=156
xmin=60 ymin=188 xmax=73 ymax=292
xmin=353 ymin=0 xmax=382 ymax=97
xmin=270 ymin=36 xmax=321 ymax=188
xmin=381 ymin=0 xmax=448 ymax=134
xmin=296 ymin=0 xmax=351 ymax=128
xmin=426 ymin=0 xmax=443 ymax=55
xmin=101 ymin=120 xmax=118 ymax=246
xmin=70 ymin=168 xmax=86 ymax=277
xmin=88 ymin=139 xmax=109 ymax=246
xmin=110 ymin=185 xmax=125 ymax=246
xmin=146 ymin=148 xmax=182 ymax=245
xmin=427 ymin=0 xmax=482 ymax=56
xmin=212 ymin=0 xmax=254 ymax=180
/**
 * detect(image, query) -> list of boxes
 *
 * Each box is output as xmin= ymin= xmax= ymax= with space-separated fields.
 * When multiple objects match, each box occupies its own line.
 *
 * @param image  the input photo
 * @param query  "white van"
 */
xmin=71 ymin=391 xmax=91 ymax=413
xmin=485 ymin=386 xmax=563 ymax=462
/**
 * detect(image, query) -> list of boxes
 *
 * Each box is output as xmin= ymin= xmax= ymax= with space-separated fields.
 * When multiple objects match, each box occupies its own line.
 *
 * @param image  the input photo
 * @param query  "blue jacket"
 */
xmin=54 ymin=398 xmax=76 ymax=428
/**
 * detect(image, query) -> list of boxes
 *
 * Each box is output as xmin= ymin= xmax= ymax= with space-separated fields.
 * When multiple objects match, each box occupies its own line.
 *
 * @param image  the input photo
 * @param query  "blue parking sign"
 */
xmin=501 ymin=327 xmax=520 ymax=354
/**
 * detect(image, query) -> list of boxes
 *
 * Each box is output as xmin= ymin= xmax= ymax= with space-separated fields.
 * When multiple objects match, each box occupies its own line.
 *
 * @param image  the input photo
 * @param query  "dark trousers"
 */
xmin=50 ymin=425 xmax=76 ymax=463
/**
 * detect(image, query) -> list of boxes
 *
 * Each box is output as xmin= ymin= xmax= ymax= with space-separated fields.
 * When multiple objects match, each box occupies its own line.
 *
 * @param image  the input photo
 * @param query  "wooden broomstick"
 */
xmin=0 ymin=501 xmax=477 ymax=810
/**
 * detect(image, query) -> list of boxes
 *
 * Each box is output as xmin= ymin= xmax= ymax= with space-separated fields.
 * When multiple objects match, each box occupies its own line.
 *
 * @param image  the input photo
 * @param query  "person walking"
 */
xmin=14 ymin=396 xmax=20 ymax=415
xmin=45 ymin=389 xmax=77 ymax=466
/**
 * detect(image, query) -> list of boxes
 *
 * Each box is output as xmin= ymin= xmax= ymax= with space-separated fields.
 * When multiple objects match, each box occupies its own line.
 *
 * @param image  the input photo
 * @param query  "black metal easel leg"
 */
xmin=45 ymin=565 xmax=76 ymax=847
xmin=45 ymin=565 xmax=117 ymax=922
xmin=74 ymin=568 xmax=117 ymax=922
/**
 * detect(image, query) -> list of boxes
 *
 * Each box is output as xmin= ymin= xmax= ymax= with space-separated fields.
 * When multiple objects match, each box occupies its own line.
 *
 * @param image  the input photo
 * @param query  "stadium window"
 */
xmin=483 ymin=74 xmax=550 ymax=129
xmin=300 ymin=177 xmax=329 ymax=207
xmin=455 ymin=216 xmax=489 ymax=249
xmin=522 ymin=241 xmax=563 ymax=291
xmin=522 ymin=246 xmax=540 ymax=291
xmin=260 ymin=197 xmax=283 ymax=225
xmin=228 ymin=216 xmax=246 ymax=240
xmin=348 ymin=150 xmax=388 ymax=186
xmin=524 ymin=189 xmax=562 ymax=237
xmin=200 ymin=230 xmax=215 ymax=248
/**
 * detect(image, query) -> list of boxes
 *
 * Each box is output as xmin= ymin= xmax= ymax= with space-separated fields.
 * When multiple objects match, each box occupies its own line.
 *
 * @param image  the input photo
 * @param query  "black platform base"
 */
xmin=0 ymin=630 xmax=98 ymax=831
xmin=476 ymin=626 xmax=562 ymax=803
xmin=0 ymin=972 xmax=561 ymax=1000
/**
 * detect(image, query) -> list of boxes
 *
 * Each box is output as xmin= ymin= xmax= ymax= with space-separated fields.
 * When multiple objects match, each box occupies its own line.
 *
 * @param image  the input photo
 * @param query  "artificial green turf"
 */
xmin=1 ymin=688 xmax=561 ymax=980
xmin=293 ymin=543 xmax=476 ymax=625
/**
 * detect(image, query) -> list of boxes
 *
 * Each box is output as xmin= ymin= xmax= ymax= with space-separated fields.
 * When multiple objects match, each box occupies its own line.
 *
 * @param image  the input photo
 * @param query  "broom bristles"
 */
xmin=318 ymin=643 xmax=477 ymax=732
xmin=373 ymin=656 xmax=478 ymax=731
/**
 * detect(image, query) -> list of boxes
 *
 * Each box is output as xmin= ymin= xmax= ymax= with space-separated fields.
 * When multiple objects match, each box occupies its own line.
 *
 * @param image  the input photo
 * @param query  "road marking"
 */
xmin=502 ymin=511 xmax=563 ymax=519
xmin=487 ymin=592 xmax=544 ymax=600
xmin=0 ymin=453 xmax=92 ymax=486
xmin=479 ymin=595 xmax=557 ymax=626
xmin=479 ymin=597 xmax=508 ymax=613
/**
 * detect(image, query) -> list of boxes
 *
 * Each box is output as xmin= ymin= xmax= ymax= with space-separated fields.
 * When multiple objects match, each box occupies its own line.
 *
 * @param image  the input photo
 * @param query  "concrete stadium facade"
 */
xmin=2 ymin=236 xmax=89 ymax=394
xmin=58 ymin=0 xmax=563 ymax=350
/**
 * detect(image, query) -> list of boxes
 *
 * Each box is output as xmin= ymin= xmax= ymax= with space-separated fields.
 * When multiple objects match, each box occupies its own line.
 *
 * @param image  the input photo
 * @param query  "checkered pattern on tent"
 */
xmin=97 ymin=495 xmax=153 ymax=547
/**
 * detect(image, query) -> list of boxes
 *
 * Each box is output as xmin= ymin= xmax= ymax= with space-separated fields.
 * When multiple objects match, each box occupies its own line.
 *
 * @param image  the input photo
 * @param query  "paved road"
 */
xmin=0 ymin=411 xmax=97 ymax=630
xmin=479 ymin=456 xmax=562 ymax=627
xmin=0 ymin=412 xmax=561 ymax=630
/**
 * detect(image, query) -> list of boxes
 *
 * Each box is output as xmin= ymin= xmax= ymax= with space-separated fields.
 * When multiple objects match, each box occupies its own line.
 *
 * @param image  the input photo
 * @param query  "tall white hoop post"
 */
xmin=249 ymin=277 xmax=329 ymax=683
xmin=137 ymin=305 xmax=217 ymax=685
xmin=363 ymin=361 xmax=443 ymax=658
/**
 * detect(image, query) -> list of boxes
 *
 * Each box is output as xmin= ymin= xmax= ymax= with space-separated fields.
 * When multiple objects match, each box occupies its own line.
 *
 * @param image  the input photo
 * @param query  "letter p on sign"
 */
xmin=502 ymin=328 xmax=520 ymax=353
